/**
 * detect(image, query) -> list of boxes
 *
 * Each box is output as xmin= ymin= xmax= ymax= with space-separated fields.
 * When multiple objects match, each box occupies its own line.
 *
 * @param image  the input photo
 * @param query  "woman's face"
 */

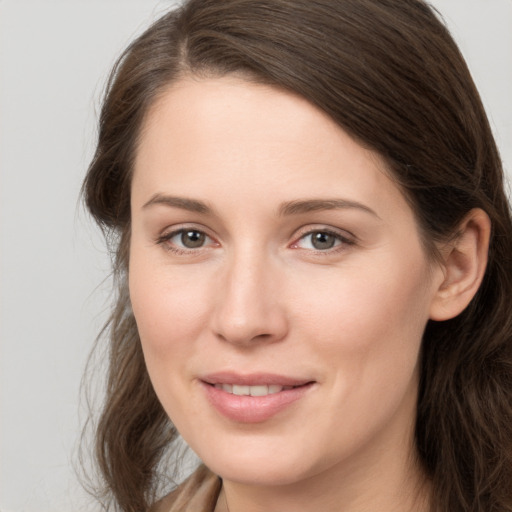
xmin=129 ymin=77 xmax=444 ymax=486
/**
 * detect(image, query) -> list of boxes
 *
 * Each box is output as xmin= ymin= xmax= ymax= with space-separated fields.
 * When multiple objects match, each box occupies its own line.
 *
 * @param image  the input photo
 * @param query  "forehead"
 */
xmin=137 ymin=76 xmax=353 ymax=164
xmin=132 ymin=76 xmax=407 ymax=219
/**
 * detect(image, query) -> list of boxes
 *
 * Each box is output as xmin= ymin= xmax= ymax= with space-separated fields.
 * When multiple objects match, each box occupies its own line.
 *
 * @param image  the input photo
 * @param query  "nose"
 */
xmin=211 ymin=249 xmax=289 ymax=347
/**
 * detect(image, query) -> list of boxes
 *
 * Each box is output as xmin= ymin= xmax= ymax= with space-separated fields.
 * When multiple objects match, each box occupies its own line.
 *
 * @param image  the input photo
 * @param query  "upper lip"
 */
xmin=201 ymin=372 xmax=314 ymax=387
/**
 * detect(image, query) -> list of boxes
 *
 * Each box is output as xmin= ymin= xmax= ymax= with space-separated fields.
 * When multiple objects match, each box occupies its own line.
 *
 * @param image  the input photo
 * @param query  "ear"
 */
xmin=429 ymin=208 xmax=491 ymax=321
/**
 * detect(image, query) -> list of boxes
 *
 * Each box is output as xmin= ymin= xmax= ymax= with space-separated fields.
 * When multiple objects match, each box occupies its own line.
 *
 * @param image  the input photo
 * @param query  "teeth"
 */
xmin=232 ymin=384 xmax=250 ymax=395
xmin=214 ymin=384 xmax=292 ymax=396
xmin=249 ymin=385 xmax=269 ymax=397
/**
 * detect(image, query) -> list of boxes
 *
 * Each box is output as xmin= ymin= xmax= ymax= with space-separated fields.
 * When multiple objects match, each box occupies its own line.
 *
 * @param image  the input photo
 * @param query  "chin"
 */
xmin=196 ymin=439 xmax=325 ymax=487
xmin=209 ymin=459 xmax=311 ymax=487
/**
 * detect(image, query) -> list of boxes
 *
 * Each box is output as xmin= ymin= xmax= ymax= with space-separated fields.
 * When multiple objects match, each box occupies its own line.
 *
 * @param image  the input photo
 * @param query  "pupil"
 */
xmin=312 ymin=232 xmax=335 ymax=250
xmin=181 ymin=230 xmax=205 ymax=248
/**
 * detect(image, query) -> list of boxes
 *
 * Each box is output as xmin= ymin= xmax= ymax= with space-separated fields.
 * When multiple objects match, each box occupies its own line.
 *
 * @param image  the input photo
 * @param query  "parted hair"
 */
xmin=82 ymin=1 xmax=512 ymax=511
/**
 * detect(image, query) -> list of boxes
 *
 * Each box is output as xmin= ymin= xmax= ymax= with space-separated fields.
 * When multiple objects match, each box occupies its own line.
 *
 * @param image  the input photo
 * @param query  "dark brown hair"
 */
xmin=82 ymin=1 xmax=512 ymax=511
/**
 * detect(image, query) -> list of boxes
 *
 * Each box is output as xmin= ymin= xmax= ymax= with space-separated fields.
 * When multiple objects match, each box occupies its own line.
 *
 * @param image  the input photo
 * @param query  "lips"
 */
xmin=202 ymin=371 xmax=312 ymax=387
xmin=200 ymin=372 xmax=314 ymax=423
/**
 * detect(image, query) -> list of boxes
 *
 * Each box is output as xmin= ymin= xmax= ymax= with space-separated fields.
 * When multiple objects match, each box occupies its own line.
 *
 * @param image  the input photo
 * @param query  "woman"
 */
xmin=82 ymin=1 xmax=512 ymax=511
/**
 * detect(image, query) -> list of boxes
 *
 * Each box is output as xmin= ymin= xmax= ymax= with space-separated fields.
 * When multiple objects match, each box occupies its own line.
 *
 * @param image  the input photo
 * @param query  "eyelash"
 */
xmin=291 ymin=228 xmax=355 ymax=254
xmin=155 ymin=226 xmax=355 ymax=255
xmin=155 ymin=227 xmax=217 ymax=255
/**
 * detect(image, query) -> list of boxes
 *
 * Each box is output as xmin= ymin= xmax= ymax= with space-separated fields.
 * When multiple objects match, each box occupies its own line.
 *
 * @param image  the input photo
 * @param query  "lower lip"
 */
xmin=201 ymin=382 xmax=313 ymax=423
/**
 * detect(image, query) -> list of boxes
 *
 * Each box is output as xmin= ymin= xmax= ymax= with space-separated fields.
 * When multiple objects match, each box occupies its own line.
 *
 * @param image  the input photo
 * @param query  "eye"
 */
xmin=176 ymin=229 xmax=207 ymax=248
xmin=157 ymin=228 xmax=216 ymax=252
xmin=292 ymin=229 xmax=353 ymax=251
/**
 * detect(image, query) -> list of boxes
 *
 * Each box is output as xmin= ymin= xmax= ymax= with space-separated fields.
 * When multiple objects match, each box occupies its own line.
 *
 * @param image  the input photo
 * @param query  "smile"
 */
xmin=201 ymin=374 xmax=315 ymax=423
xmin=213 ymin=384 xmax=295 ymax=396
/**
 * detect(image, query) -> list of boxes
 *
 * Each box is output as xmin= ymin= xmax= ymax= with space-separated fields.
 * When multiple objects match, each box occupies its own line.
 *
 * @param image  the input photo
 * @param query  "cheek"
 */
xmin=283 ymin=258 xmax=432 ymax=460
xmin=128 ymin=256 xmax=217 ymax=426
xmin=293 ymin=253 xmax=432 ymax=392
xmin=128 ymin=251 xmax=214 ymax=370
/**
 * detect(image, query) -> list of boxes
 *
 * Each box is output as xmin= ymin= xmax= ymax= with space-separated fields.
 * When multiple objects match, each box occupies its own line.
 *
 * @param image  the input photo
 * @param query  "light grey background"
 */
xmin=0 ymin=1 xmax=510 ymax=511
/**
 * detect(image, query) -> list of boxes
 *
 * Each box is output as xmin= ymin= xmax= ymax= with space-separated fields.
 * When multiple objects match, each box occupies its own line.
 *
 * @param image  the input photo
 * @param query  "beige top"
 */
xmin=153 ymin=465 xmax=222 ymax=512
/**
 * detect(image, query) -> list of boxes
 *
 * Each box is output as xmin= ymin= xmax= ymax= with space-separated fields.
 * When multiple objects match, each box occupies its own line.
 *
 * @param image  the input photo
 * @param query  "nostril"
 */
xmin=211 ymin=287 xmax=289 ymax=346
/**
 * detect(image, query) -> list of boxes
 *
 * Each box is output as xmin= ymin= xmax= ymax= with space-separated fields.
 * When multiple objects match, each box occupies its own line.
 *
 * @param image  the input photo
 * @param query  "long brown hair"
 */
xmin=82 ymin=1 xmax=512 ymax=511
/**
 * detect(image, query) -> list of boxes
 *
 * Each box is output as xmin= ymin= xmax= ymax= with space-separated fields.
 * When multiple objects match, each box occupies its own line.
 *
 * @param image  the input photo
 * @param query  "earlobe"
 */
xmin=429 ymin=208 xmax=491 ymax=321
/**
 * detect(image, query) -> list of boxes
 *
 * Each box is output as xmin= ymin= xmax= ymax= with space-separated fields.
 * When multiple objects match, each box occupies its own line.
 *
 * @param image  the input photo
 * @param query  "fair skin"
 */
xmin=129 ymin=76 xmax=490 ymax=512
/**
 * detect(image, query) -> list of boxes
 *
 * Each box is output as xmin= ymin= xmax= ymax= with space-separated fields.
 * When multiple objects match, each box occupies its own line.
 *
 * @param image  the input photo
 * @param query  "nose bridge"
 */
xmin=212 ymin=243 xmax=287 ymax=345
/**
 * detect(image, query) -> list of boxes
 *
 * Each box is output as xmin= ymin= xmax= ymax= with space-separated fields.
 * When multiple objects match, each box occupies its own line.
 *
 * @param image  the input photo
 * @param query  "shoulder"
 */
xmin=150 ymin=465 xmax=222 ymax=512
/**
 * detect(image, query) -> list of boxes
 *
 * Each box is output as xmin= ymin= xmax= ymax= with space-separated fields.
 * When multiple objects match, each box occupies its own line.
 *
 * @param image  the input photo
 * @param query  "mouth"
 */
xmin=200 ymin=373 xmax=315 ymax=423
xmin=210 ymin=383 xmax=302 ymax=396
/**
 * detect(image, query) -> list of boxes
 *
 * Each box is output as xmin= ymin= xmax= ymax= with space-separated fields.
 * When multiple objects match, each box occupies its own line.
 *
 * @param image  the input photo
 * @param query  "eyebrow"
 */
xmin=142 ymin=194 xmax=380 ymax=219
xmin=142 ymin=194 xmax=212 ymax=214
xmin=279 ymin=198 xmax=380 ymax=219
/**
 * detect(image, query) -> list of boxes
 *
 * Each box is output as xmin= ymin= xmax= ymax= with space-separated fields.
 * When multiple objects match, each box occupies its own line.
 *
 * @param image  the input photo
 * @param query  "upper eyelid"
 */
xmin=158 ymin=223 xmax=215 ymax=238
xmin=292 ymin=224 xmax=356 ymax=241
